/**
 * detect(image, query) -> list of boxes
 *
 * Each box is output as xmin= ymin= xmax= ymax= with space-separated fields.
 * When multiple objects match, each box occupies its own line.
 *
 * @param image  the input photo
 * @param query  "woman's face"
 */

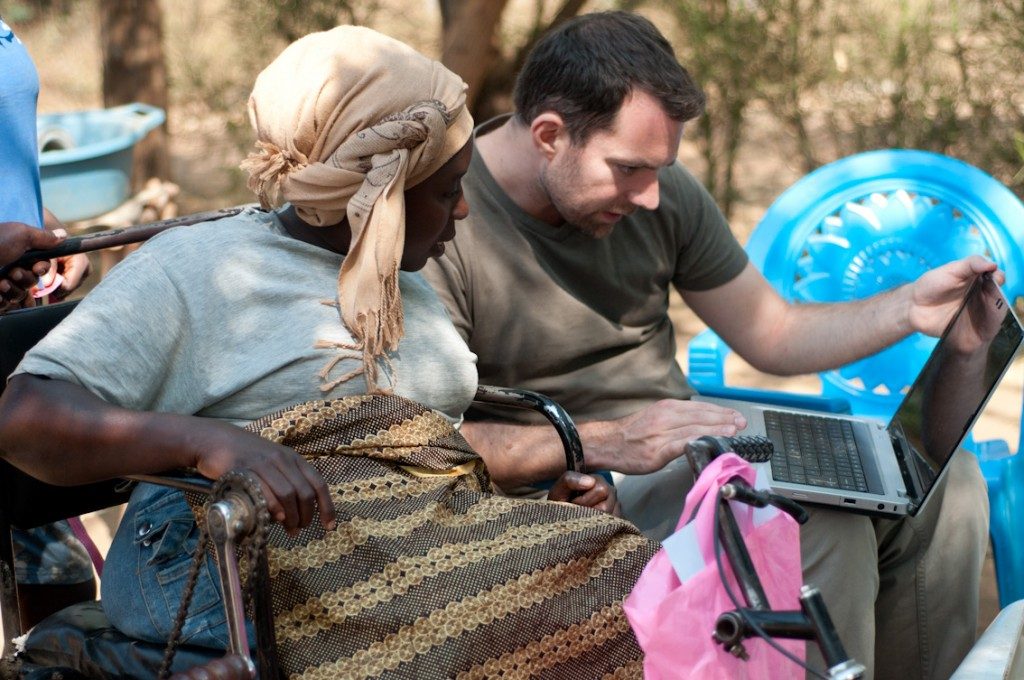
xmin=401 ymin=140 xmax=472 ymax=271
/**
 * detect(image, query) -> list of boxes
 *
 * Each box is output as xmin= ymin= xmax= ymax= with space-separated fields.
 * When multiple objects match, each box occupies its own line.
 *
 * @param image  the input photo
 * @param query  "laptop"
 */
xmin=694 ymin=273 xmax=1024 ymax=518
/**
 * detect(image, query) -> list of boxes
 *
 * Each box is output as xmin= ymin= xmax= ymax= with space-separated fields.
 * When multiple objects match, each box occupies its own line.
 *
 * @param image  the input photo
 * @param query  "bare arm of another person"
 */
xmin=0 ymin=374 xmax=336 ymax=534
xmin=683 ymin=256 xmax=1001 ymax=376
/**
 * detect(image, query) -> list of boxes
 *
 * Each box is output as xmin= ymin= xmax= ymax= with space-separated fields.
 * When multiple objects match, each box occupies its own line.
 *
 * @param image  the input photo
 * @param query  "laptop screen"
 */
xmin=888 ymin=274 xmax=1024 ymax=507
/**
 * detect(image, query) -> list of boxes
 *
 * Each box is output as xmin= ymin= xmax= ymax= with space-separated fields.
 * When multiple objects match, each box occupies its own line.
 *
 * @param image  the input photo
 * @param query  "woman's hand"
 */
xmin=191 ymin=421 xmax=337 ymax=535
xmin=0 ymin=375 xmax=336 ymax=536
xmin=548 ymin=471 xmax=621 ymax=516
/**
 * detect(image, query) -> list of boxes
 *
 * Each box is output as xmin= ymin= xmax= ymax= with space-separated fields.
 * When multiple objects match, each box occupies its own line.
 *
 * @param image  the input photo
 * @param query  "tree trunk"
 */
xmin=99 ymin=0 xmax=170 ymax=186
xmin=439 ymin=0 xmax=511 ymax=113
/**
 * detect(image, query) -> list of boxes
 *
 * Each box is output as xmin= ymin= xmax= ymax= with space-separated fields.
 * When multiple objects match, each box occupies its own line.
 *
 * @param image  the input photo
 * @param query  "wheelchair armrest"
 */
xmin=127 ymin=471 xmax=214 ymax=495
xmin=473 ymin=385 xmax=585 ymax=473
xmin=696 ymin=384 xmax=852 ymax=414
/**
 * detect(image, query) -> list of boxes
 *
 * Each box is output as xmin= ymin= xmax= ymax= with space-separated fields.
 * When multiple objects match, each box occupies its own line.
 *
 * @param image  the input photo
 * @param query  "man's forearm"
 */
xmin=459 ymin=420 xmax=568 ymax=487
xmin=689 ymin=257 xmax=996 ymax=378
xmin=752 ymin=286 xmax=915 ymax=375
xmin=462 ymin=398 xmax=746 ymax=486
xmin=686 ymin=265 xmax=916 ymax=377
xmin=460 ymin=419 xmax=621 ymax=488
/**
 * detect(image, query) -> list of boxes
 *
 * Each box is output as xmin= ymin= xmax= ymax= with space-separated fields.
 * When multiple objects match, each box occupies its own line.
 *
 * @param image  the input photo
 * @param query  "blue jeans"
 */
xmin=101 ymin=483 xmax=235 ymax=649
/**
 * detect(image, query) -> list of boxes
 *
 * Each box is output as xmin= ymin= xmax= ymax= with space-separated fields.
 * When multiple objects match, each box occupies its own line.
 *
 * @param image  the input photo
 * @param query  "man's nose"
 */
xmin=630 ymin=177 xmax=660 ymax=211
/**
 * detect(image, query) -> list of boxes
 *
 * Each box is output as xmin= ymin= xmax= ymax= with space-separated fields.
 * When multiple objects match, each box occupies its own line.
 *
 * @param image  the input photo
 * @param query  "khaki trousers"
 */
xmin=614 ymin=449 xmax=988 ymax=680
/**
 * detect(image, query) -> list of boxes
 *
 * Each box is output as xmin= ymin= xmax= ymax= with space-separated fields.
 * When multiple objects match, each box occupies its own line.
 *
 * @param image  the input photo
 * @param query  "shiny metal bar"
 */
xmin=207 ymin=497 xmax=257 ymax=679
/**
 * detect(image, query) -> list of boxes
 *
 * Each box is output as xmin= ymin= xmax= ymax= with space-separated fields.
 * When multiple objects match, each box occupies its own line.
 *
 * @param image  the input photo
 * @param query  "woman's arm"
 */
xmin=0 ymin=374 xmax=336 ymax=534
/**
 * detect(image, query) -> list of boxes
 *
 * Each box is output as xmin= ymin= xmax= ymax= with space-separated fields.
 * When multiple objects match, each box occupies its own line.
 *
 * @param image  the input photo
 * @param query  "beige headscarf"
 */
xmin=241 ymin=26 xmax=473 ymax=393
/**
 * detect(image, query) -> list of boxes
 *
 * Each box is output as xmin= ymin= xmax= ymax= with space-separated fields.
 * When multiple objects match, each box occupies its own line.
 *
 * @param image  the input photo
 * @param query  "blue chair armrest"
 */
xmin=695 ymin=384 xmax=852 ymax=414
xmin=687 ymin=329 xmax=729 ymax=389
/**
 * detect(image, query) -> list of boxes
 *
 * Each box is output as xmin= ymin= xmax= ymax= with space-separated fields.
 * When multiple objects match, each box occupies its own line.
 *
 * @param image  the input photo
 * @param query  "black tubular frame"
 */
xmin=684 ymin=436 xmax=866 ymax=680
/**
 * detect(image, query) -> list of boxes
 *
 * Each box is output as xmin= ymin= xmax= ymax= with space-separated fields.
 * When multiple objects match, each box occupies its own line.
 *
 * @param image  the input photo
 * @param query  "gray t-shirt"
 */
xmin=17 ymin=207 xmax=478 ymax=425
xmin=421 ymin=117 xmax=747 ymax=423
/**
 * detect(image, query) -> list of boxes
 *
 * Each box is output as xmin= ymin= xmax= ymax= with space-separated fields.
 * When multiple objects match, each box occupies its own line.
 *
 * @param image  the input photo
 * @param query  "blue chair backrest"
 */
xmin=747 ymin=149 xmax=1024 ymax=420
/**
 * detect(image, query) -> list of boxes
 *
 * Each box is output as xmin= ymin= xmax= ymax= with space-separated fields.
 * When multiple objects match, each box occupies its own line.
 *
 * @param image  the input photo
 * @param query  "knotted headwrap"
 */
xmin=241 ymin=26 xmax=473 ymax=393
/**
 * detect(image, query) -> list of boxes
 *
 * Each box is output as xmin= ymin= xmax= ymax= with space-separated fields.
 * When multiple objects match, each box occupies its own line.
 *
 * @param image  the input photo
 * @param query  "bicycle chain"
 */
xmin=159 ymin=470 xmax=273 ymax=679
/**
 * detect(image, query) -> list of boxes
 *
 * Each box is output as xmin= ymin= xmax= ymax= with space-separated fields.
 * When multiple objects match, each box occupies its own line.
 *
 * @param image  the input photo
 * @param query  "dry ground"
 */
xmin=3 ymin=0 xmax=1014 ymax=658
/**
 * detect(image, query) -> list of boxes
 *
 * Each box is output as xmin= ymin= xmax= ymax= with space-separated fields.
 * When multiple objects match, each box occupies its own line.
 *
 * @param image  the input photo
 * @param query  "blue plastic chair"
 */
xmin=687 ymin=149 xmax=1024 ymax=606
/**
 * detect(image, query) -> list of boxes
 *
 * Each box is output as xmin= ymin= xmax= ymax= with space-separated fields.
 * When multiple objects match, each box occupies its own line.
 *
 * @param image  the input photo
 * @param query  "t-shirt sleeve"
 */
xmin=14 ymin=249 xmax=193 ymax=412
xmin=664 ymin=164 xmax=749 ymax=292
xmin=420 ymin=245 xmax=472 ymax=343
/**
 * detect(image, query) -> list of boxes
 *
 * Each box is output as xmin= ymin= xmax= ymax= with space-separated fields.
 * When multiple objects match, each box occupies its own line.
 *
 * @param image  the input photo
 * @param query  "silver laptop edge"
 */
xmin=695 ymin=274 xmax=1024 ymax=518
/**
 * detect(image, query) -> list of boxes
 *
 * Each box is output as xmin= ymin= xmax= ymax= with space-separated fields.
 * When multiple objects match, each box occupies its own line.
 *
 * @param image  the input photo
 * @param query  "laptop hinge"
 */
xmin=890 ymin=434 xmax=922 ymax=511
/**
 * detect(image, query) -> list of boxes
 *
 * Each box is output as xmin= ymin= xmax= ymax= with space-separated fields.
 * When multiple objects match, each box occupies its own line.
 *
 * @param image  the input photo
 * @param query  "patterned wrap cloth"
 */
xmin=223 ymin=394 xmax=657 ymax=679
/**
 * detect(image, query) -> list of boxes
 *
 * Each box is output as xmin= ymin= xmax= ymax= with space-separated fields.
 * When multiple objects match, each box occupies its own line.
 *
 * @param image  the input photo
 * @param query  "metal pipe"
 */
xmin=127 ymin=472 xmax=213 ymax=495
xmin=716 ymin=491 xmax=770 ymax=610
xmin=800 ymin=585 xmax=866 ymax=679
xmin=207 ymin=496 xmax=258 ymax=679
xmin=473 ymin=385 xmax=585 ymax=473
xmin=0 ymin=517 xmax=22 ymax=647
xmin=0 ymin=205 xmax=251 ymax=277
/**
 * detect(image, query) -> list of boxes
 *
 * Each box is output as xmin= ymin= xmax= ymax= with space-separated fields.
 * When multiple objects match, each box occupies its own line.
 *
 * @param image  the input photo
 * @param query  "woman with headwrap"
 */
xmin=0 ymin=27 xmax=655 ymax=678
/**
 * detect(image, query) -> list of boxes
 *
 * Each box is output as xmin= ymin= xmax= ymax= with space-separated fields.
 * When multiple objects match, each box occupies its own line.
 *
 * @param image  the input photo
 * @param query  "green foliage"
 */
xmin=650 ymin=0 xmax=1024 ymax=216
xmin=1 ymin=0 xmax=74 ymax=23
xmin=233 ymin=0 xmax=384 ymax=44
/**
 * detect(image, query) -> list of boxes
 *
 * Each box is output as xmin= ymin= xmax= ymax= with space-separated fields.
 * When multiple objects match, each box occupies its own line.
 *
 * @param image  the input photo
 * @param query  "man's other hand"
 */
xmin=908 ymin=255 xmax=1002 ymax=337
xmin=586 ymin=399 xmax=746 ymax=475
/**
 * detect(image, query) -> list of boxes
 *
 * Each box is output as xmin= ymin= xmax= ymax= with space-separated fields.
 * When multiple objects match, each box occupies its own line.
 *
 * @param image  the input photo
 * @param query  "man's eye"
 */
xmin=617 ymin=165 xmax=638 ymax=176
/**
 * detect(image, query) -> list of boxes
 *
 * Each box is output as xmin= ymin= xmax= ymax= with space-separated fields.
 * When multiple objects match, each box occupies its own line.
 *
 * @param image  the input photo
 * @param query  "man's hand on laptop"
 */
xmin=906 ymin=255 xmax=1003 ymax=337
xmin=947 ymin=275 xmax=1006 ymax=355
xmin=581 ymin=399 xmax=746 ymax=475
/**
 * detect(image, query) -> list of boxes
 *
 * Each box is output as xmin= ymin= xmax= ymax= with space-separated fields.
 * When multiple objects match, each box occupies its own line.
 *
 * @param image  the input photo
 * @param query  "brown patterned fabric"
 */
xmin=240 ymin=394 xmax=656 ymax=679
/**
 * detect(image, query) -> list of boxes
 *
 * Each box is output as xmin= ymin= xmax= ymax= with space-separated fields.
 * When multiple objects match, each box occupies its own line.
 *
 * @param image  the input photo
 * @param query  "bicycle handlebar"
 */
xmin=683 ymin=435 xmax=865 ymax=680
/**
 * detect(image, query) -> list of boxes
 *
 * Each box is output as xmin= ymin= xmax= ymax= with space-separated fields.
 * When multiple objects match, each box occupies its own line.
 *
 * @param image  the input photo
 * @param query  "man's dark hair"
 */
xmin=513 ymin=11 xmax=706 ymax=143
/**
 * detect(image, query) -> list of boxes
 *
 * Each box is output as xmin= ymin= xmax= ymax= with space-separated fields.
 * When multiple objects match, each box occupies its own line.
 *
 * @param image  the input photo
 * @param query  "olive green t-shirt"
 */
xmin=421 ymin=118 xmax=748 ymax=423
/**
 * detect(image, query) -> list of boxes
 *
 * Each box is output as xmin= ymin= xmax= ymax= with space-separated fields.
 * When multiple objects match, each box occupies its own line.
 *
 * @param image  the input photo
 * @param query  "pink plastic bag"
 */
xmin=624 ymin=453 xmax=804 ymax=679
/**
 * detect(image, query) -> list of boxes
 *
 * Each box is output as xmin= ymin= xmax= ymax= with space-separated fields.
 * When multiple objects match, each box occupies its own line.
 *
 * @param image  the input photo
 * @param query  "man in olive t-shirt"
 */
xmin=422 ymin=11 xmax=991 ymax=680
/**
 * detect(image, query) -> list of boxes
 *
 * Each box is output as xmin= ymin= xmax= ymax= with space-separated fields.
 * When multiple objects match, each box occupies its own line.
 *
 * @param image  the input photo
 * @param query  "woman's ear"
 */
xmin=530 ymin=112 xmax=569 ymax=161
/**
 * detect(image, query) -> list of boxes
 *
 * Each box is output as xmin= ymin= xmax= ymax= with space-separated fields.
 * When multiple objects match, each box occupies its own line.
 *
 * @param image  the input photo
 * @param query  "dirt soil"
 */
xmin=5 ymin=0 xmax=1011 ymax=656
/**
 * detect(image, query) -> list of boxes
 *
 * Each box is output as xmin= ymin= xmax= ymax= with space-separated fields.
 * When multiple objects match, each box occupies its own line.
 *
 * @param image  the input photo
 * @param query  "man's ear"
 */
xmin=530 ymin=112 xmax=569 ymax=160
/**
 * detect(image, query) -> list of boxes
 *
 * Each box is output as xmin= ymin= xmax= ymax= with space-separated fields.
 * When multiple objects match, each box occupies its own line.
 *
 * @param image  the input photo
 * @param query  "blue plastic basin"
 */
xmin=37 ymin=102 xmax=165 ymax=222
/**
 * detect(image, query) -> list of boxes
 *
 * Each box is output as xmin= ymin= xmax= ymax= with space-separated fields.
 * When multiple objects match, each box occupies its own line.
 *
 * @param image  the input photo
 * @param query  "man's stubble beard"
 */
xmin=538 ymin=156 xmax=615 ymax=239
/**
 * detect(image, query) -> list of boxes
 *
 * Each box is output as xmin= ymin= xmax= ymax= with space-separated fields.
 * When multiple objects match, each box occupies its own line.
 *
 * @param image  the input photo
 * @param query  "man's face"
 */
xmin=539 ymin=90 xmax=684 ymax=238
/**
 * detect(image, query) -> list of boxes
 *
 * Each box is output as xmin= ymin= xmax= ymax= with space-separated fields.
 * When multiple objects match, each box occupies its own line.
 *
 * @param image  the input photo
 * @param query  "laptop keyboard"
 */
xmin=763 ymin=410 xmax=869 ymax=492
